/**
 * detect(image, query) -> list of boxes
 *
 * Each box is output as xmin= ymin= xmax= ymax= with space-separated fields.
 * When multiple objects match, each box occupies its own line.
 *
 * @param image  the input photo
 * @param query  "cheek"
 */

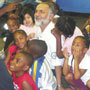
xmin=15 ymin=64 xmax=24 ymax=69
xmin=15 ymin=41 xmax=19 ymax=46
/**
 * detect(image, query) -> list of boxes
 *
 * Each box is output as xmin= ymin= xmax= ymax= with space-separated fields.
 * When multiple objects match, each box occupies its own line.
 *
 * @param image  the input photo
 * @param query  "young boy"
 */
xmin=9 ymin=51 xmax=38 ymax=90
xmin=27 ymin=39 xmax=57 ymax=90
xmin=63 ymin=36 xmax=90 ymax=90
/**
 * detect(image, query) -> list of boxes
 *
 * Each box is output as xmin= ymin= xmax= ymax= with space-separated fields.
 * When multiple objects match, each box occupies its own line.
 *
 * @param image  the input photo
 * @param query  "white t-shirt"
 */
xmin=68 ymin=54 xmax=90 ymax=85
xmin=37 ymin=22 xmax=65 ymax=69
xmin=20 ymin=24 xmax=41 ymax=40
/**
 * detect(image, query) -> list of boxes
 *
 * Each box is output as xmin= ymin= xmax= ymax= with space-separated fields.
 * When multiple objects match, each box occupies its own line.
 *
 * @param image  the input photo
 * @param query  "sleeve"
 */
xmin=39 ymin=59 xmax=57 ymax=90
xmin=0 ymin=60 xmax=14 ymax=90
xmin=48 ymin=35 xmax=64 ymax=67
xmin=79 ymin=54 xmax=90 ymax=69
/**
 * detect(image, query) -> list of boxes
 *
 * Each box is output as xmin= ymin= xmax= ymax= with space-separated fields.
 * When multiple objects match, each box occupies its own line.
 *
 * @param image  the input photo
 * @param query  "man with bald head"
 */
xmin=34 ymin=2 xmax=65 ymax=90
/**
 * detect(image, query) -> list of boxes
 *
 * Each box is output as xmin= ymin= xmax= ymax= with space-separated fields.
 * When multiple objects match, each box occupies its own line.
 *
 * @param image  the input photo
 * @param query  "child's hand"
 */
xmin=27 ymin=33 xmax=35 ymax=40
xmin=63 ymin=48 xmax=69 ymax=59
xmin=73 ymin=49 xmax=81 ymax=60
xmin=51 ymin=28 xmax=62 ymax=39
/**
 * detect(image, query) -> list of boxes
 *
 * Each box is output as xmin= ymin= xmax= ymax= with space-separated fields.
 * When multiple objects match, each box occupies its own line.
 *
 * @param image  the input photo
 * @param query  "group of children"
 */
xmin=0 ymin=1 xmax=90 ymax=90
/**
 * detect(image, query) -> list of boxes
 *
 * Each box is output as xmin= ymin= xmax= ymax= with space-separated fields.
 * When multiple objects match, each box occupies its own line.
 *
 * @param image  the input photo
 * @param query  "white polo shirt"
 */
xmin=37 ymin=21 xmax=65 ymax=69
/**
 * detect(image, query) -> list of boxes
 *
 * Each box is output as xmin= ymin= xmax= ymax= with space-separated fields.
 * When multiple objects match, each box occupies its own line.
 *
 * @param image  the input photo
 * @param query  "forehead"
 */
xmin=14 ymin=33 xmax=25 ymax=38
xmin=25 ymin=13 xmax=31 ymax=16
xmin=36 ymin=4 xmax=50 ymax=12
xmin=8 ymin=20 xmax=17 ymax=25
xmin=74 ymin=38 xmax=85 ymax=44
xmin=15 ymin=53 xmax=24 ymax=58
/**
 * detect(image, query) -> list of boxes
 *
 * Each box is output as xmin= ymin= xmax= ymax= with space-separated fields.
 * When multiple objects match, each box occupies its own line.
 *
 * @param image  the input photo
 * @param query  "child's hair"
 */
xmin=74 ymin=36 xmax=89 ymax=49
xmin=14 ymin=30 xmax=27 ymax=37
xmin=28 ymin=39 xmax=47 ymax=59
xmin=19 ymin=51 xmax=34 ymax=67
xmin=21 ymin=7 xmax=35 ymax=23
xmin=55 ymin=16 xmax=76 ymax=37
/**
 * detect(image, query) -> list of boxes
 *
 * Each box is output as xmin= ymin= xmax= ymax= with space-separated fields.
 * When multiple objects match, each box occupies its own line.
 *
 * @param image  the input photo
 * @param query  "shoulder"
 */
xmin=80 ymin=54 xmax=90 ymax=69
xmin=9 ymin=45 xmax=17 ymax=52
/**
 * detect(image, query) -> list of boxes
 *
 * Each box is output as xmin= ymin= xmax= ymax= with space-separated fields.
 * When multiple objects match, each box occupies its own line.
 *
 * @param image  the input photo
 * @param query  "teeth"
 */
xmin=10 ymin=66 xmax=14 ymax=68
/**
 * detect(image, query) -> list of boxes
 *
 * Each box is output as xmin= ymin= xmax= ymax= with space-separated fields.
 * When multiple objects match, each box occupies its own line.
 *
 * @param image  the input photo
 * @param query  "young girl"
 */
xmin=4 ymin=30 xmax=28 ymax=69
xmin=10 ymin=51 xmax=38 ymax=90
xmin=63 ymin=36 xmax=90 ymax=90
xmin=20 ymin=7 xmax=41 ymax=40
xmin=4 ymin=18 xmax=20 ymax=51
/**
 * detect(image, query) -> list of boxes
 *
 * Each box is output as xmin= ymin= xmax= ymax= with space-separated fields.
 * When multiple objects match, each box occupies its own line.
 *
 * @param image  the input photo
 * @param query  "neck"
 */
xmin=15 ymin=71 xmax=24 ymax=78
xmin=40 ymin=21 xmax=51 ymax=32
xmin=29 ymin=23 xmax=34 ymax=27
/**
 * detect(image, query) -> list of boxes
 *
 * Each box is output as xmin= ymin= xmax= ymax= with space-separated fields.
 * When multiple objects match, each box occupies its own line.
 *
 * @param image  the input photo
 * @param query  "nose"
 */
xmin=16 ymin=39 xmax=21 ymax=45
xmin=35 ymin=11 xmax=41 ymax=17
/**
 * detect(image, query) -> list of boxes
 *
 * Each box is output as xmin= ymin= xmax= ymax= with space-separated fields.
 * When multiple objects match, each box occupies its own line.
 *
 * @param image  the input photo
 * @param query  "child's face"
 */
xmin=14 ymin=33 xmax=27 ymax=49
xmin=23 ymin=13 xmax=33 ymax=27
xmin=10 ymin=53 xmax=27 ymax=72
xmin=71 ymin=37 xmax=86 ymax=55
xmin=7 ymin=20 xmax=19 ymax=33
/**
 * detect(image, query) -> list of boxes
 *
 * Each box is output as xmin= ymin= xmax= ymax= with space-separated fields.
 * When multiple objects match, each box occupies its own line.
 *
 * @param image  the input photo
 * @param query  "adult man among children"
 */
xmin=35 ymin=2 xmax=65 ymax=90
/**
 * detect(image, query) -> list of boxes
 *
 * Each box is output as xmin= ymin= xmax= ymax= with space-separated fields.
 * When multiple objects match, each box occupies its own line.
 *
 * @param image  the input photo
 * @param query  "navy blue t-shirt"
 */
xmin=0 ymin=60 xmax=14 ymax=90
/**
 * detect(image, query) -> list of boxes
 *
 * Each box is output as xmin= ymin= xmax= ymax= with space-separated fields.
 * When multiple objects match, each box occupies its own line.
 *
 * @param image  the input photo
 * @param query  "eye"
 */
xmin=16 ymin=58 xmax=21 ymax=63
xmin=77 ymin=44 xmax=81 ymax=47
xmin=39 ymin=10 xmax=45 ymax=14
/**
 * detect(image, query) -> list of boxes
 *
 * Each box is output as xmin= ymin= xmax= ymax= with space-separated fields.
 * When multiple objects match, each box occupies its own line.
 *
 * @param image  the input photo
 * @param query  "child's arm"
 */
xmin=22 ymin=81 xmax=33 ymax=90
xmin=73 ymin=49 xmax=86 ymax=80
xmin=63 ymin=48 xmax=70 ymax=76
xmin=0 ymin=3 xmax=17 ymax=16
xmin=52 ymin=29 xmax=64 ymax=58
xmin=4 ymin=50 xmax=10 ymax=65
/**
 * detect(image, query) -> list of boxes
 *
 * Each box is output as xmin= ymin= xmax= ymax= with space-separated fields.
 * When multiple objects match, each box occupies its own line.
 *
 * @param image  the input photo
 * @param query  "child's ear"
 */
xmin=83 ymin=48 xmax=88 ymax=53
xmin=23 ymin=65 xmax=29 ymax=71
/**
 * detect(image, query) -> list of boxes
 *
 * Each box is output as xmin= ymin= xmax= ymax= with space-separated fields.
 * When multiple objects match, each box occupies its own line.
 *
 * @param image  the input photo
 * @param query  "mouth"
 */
xmin=26 ymin=22 xmax=30 ymax=25
xmin=10 ymin=65 xmax=15 ymax=70
xmin=18 ymin=43 xmax=24 ymax=48
xmin=35 ymin=16 xmax=42 ymax=21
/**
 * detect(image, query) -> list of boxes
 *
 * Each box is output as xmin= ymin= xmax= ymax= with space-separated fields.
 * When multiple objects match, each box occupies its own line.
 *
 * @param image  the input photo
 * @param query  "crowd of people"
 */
xmin=0 ymin=0 xmax=90 ymax=90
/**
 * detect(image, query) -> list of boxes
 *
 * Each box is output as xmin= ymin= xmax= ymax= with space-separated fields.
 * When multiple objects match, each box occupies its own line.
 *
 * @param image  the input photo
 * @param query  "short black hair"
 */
xmin=55 ymin=16 xmax=76 ymax=37
xmin=74 ymin=36 xmax=89 ymax=49
xmin=14 ymin=30 xmax=27 ymax=37
xmin=28 ymin=39 xmax=47 ymax=59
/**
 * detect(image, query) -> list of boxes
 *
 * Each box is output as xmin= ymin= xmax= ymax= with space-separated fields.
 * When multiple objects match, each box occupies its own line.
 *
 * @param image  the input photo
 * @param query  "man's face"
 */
xmin=34 ymin=4 xmax=52 ymax=26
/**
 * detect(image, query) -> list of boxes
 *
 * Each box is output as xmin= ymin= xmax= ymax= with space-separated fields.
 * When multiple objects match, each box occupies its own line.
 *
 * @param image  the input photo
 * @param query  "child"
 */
xmin=20 ymin=7 xmax=41 ymax=40
xmin=27 ymin=39 xmax=57 ymax=90
xmin=63 ymin=36 xmax=90 ymax=90
xmin=9 ymin=51 xmax=38 ymax=90
xmin=53 ymin=16 xmax=83 ymax=57
xmin=4 ymin=30 xmax=28 ymax=69
xmin=4 ymin=18 xmax=20 ymax=51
